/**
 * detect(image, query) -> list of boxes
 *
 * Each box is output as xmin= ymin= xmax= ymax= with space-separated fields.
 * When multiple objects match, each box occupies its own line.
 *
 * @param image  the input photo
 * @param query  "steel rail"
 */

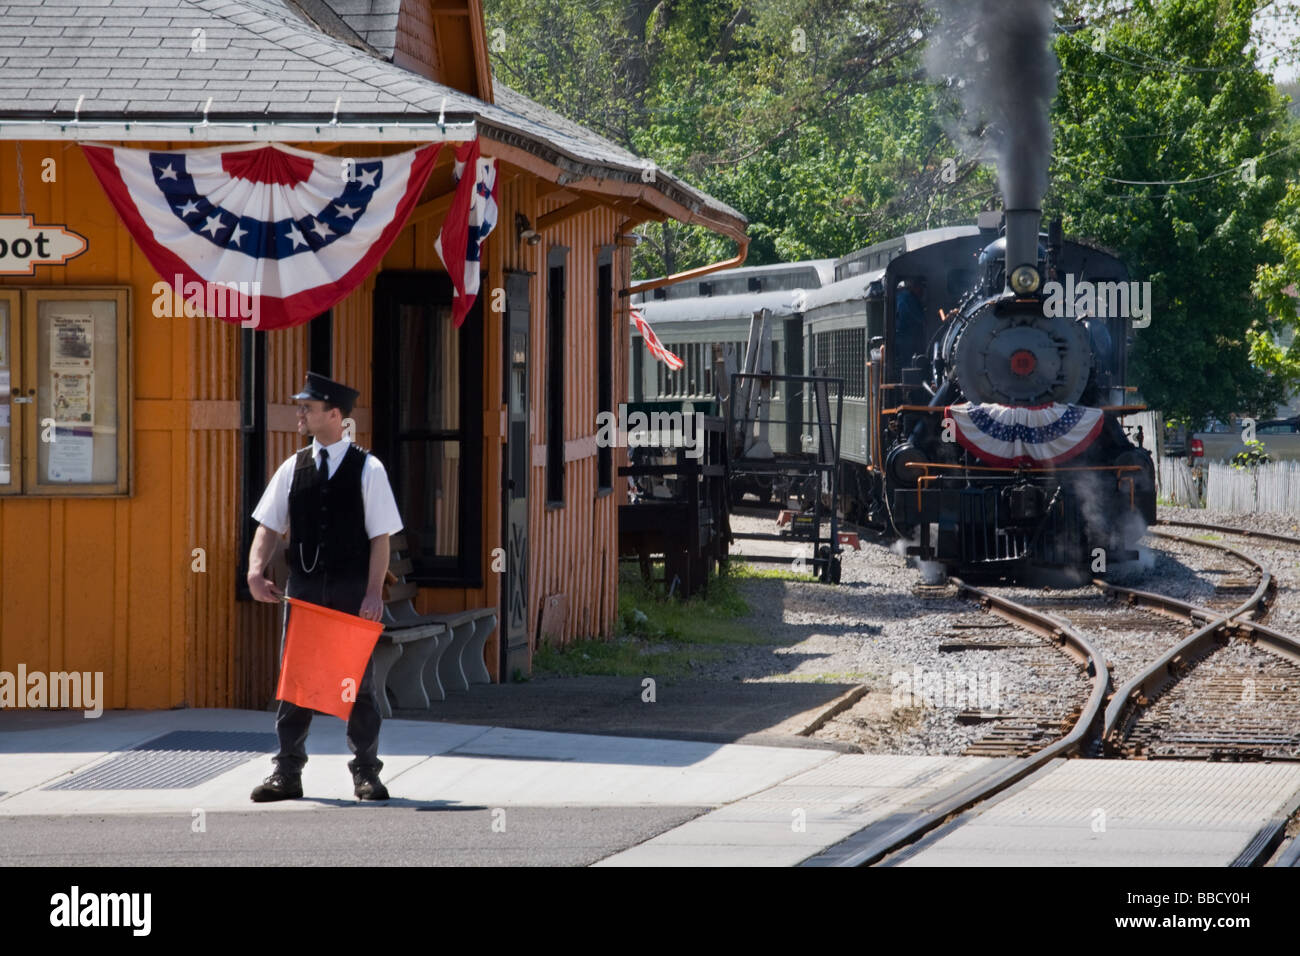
xmin=836 ymin=577 xmax=1110 ymax=867
xmin=1095 ymin=528 xmax=1281 ymax=751
xmin=1144 ymin=528 xmax=1274 ymax=620
xmin=1157 ymin=518 xmax=1300 ymax=548
xmin=1228 ymin=619 xmax=1300 ymax=668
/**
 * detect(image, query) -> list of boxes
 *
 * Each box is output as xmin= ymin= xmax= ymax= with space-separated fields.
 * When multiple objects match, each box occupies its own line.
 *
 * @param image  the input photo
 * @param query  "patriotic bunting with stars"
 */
xmin=432 ymin=137 xmax=499 ymax=328
xmin=81 ymin=140 xmax=448 ymax=330
xmin=945 ymin=402 xmax=1104 ymax=467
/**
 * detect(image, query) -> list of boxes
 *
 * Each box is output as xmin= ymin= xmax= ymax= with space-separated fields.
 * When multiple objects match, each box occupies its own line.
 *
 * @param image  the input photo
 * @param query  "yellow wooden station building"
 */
xmin=0 ymin=0 xmax=747 ymax=710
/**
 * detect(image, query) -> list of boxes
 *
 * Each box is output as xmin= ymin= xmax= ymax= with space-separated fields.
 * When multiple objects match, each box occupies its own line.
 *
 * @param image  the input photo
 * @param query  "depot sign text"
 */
xmin=0 ymin=215 xmax=88 ymax=275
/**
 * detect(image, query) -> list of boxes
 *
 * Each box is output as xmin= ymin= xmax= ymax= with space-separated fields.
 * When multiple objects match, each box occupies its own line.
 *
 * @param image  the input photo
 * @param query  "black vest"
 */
xmin=287 ymin=444 xmax=371 ymax=608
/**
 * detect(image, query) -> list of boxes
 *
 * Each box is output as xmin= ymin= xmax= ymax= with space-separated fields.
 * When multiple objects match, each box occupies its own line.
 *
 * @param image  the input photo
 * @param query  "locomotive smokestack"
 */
xmin=925 ymin=0 xmax=1058 ymax=275
xmin=1004 ymin=208 xmax=1041 ymax=292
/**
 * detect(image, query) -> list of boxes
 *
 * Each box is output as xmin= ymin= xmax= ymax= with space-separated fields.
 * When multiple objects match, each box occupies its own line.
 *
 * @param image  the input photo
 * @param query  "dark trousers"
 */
xmin=273 ymin=570 xmax=382 ymax=777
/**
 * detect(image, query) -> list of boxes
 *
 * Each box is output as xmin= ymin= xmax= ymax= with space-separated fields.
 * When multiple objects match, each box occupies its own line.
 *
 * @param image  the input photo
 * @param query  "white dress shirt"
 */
xmin=251 ymin=436 xmax=403 ymax=540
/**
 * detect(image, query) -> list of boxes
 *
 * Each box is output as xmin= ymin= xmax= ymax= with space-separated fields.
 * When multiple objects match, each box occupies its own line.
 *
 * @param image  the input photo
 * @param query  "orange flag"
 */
xmin=277 ymin=597 xmax=384 ymax=721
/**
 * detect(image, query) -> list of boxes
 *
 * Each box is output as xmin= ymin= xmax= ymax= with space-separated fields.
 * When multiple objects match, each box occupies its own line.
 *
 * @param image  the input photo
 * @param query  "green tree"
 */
xmin=1049 ymin=0 xmax=1297 ymax=423
xmin=484 ymin=0 xmax=995 ymax=276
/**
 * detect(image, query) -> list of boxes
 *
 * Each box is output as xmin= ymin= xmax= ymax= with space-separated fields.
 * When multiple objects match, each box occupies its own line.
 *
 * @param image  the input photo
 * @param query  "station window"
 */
xmin=596 ymin=248 xmax=613 ymax=495
xmin=0 ymin=288 xmax=130 ymax=496
xmin=546 ymin=246 xmax=567 ymax=507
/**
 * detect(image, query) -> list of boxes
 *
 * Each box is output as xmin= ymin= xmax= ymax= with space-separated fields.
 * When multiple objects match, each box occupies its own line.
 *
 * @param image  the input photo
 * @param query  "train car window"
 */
xmin=813 ymin=329 xmax=866 ymax=398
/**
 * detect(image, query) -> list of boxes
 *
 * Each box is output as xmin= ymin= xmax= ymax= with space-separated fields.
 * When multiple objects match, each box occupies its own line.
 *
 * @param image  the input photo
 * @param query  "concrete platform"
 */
xmin=6 ymin=710 xmax=1298 ymax=866
xmin=895 ymin=759 xmax=1300 ymax=867
xmin=0 ymin=709 xmax=834 ymax=817
xmin=393 ymin=676 xmax=862 ymax=747
xmin=596 ymin=754 xmax=997 ymax=866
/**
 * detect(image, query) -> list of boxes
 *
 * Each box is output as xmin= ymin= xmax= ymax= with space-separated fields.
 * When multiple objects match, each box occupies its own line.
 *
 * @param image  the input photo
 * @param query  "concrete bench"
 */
xmin=375 ymin=551 xmax=447 ymax=718
xmin=429 ymin=608 xmax=497 ymax=693
xmin=376 ymin=536 xmax=499 ymax=715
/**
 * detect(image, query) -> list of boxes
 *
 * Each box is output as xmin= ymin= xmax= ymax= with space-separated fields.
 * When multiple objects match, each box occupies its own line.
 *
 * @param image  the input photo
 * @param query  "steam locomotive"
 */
xmin=631 ymin=209 xmax=1156 ymax=579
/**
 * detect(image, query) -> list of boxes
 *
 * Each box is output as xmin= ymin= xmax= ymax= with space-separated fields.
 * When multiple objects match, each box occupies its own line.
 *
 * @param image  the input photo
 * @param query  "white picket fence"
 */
xmin=1157 ymin=456 xmax=1300 ymax=513
xmin=1157 ymin=455 xmax=1202 ymax=507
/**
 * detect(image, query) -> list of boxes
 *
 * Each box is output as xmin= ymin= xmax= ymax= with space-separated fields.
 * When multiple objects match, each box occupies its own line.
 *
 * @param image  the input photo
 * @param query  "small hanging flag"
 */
xmin=433 ymin=138 xmax=499 ymax=327
xmin=631 ymin=307 xmax=684 ymax=370
xmin=276 ymin=597 xmax=383 ymax=721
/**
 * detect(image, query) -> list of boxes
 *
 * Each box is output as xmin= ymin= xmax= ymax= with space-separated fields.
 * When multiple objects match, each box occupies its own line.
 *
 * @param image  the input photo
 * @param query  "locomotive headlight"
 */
xmin=1009 ymin=265 xmax=1041 ymax=295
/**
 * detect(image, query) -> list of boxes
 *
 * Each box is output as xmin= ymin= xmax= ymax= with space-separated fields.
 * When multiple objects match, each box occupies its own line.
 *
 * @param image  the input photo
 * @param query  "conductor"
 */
xmin=245 ymin=372 xmax=404 ymax=802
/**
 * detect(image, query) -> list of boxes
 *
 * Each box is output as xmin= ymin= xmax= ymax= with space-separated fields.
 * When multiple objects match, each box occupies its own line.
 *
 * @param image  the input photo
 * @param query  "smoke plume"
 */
xmin=924 ymin=0 xmax=1059 ymax=209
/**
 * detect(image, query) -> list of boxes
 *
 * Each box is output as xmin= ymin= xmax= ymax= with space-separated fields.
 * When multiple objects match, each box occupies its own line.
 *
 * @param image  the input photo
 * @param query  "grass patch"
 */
xmin=725 ymin=562 xmax=814 ymax=582
xmin=531 ymin=562 xmax=779 ymax=679
xmin=615 ymin=563 xmax=770 ymax=646
xmin=1194 ymin=533 xmax=1223 ymax=541
xmin=532 ymin=637 xmax=720 ymax=679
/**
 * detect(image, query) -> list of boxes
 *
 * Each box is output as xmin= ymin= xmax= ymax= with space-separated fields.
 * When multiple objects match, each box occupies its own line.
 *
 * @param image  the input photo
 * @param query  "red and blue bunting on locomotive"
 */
xmin=80 ymin=139 xmax=496 ymax=331
xmin=945 ymin=402 xmax=1104 ymax=467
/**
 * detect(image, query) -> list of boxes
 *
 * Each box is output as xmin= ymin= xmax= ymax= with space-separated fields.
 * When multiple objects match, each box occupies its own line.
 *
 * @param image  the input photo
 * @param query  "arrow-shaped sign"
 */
xmin=0 ymin=214 xmax=88 ymax=276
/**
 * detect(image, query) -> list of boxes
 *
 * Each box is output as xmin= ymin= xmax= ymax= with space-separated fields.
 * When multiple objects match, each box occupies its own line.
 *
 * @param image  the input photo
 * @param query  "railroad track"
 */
xmin=937 ymin=615 xmax=1087 ymax=759
xmin=832 ymin=577 xmax=1110 ymax=866
xmin=1100 ymin=521 xmax=1300 ymax=762
xmin=838 ymin=524 xmax=1300 ymax=866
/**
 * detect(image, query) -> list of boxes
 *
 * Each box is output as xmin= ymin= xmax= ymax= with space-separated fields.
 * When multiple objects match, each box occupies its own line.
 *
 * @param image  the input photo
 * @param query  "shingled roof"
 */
xmin=0 ymin=0 xmax=745 ymax=230
xmin=317 ymin=0 xmax=401 ymax=56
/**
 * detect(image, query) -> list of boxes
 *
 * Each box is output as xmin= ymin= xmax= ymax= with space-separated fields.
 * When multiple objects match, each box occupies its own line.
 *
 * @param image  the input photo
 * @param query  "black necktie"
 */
xmin=317 ymin=449 xmax=329 ymax=482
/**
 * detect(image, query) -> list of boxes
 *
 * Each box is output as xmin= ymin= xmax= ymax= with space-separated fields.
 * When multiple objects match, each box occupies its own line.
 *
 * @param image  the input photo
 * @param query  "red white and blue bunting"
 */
xmin=946 ymin=402 xmax=1104 ymax=467
xmin=81 ymin=139 xmax=496 ymax=331
xmin=433 ymin=138 xmax=499 ymax=328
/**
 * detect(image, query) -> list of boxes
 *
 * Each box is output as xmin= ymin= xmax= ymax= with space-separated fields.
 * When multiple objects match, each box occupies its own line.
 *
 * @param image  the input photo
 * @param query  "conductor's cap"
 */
xmin=293 ymin=371 xmax=359 ymax=414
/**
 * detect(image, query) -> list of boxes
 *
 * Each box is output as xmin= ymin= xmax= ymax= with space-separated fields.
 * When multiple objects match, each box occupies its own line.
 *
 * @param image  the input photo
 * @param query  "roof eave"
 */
xmin=478 ymin=121 xmax=747 ymax=243
xmin=0 ymin=110 xmax=478 ymax=143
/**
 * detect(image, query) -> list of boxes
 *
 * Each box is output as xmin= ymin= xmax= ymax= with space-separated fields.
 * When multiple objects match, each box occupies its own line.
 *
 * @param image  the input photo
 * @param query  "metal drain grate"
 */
xmin=45 ymin=730 xmax=278 ymax=791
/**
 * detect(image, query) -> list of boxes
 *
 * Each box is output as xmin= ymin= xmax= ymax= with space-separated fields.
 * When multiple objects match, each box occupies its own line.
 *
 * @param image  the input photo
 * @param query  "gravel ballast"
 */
xmin=709 ymin=506 xmax=1300 ymax=755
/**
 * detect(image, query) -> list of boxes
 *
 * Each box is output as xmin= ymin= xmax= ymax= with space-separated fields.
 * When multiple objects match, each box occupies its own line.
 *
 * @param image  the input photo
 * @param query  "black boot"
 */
xmin=351 ymin=765 xmax=389 ymax=801
xmin=250 ymin=770 xmax=303 ymax=802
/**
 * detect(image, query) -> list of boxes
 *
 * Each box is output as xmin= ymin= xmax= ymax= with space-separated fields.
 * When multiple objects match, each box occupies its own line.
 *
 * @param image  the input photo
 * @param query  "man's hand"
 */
xmin=248 ymin=572 xmax=284 ymax=603
xmin=359 ymin=591 xmax=384 ymax=622
xmin=246 ymin=524 xmax=285 ymax=603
